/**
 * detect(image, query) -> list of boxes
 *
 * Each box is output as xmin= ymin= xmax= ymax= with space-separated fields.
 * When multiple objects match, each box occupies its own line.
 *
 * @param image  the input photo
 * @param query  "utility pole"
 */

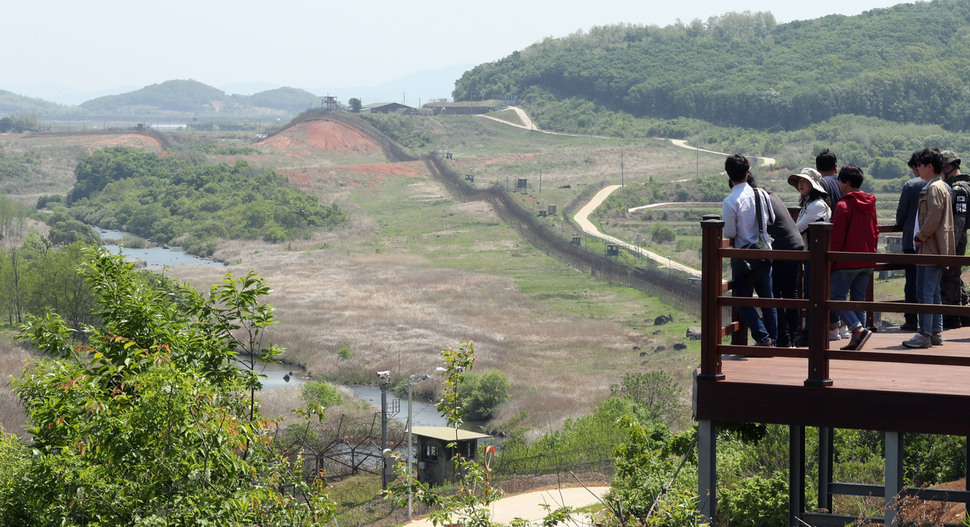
xmin=621 ymin=149 xmax=625 ymax=187
xmin=378 ymin=371 xmax=390 ymax=490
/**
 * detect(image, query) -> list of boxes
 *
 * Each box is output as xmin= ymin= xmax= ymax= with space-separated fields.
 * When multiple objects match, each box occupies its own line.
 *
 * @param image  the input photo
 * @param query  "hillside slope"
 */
xmin=454 ymin=0 xmax=970 ymax=131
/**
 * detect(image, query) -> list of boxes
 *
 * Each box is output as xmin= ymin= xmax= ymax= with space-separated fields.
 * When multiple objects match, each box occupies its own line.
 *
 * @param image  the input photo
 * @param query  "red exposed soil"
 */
xmin=897 ymin=478 xmax=968 ymax=524
xmin=258 ymin=120 xmax=384 ymax=155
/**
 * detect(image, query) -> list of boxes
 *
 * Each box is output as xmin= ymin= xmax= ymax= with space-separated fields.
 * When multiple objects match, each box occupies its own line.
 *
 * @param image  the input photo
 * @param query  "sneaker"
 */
xmin=756 ymin=338 xmax=774 ymax=347
xmin=829 ymin=328 xmax=842 ymax=341
xmin=840 ymin=328 xmax=873 ymax=351
xmin=838 ymin=324 xmax=852 ymax=339
xmin=902 ymin=333 xmax=932 ymax=349
xmin=931 ymin=333 xmax=944 ymax=346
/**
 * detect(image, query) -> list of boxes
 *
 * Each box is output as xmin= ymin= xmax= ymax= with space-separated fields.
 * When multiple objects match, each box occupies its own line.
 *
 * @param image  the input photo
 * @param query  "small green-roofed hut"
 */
xmin=412 ymin=426 xmax=490 ymax=486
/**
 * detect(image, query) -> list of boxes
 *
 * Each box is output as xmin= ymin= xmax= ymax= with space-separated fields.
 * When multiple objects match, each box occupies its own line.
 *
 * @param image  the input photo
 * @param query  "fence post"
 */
xmin=805 ymin=222 xmax=834 ymax=387
xmin=699 ymin=215 xmax=726 ymax=381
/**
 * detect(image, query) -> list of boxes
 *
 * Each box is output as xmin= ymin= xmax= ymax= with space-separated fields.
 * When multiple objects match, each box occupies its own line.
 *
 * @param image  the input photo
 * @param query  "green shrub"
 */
xmin=458 ymin=370 xmax=510 ymax=421
xmin=650 ymin=223 xmax=676 ymax=244
xmin=720 ymin=471 xmax=789 ymax=527
xmin=302 ymin=380 xmax=343 ymax=407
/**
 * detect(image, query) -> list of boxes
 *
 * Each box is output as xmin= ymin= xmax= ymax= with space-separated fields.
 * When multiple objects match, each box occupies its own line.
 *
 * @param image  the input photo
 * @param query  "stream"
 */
xmin=97 ymin=228 xmax=223 ymax=268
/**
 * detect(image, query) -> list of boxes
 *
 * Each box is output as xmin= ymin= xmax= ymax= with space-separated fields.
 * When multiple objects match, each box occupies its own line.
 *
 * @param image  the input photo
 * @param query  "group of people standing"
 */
xmin=721 ymin=147 xmax=968 ymax=351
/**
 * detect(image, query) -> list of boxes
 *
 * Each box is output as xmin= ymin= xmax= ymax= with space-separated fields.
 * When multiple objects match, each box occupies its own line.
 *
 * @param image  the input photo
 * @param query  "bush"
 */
xmin=650 ymin=223 xmax=676 ymax=244
xmin=36 ymin=194 xmax=62 ymax=209
xmin=459 ymin=370 xmax=510 ymax=421
xmin=720 ymin=471 xmax=789 ymax=527
xmin=302 ymin=380 xmax=343 ymax=407
xmin=6 ymin=249 xmax=335 ymax=525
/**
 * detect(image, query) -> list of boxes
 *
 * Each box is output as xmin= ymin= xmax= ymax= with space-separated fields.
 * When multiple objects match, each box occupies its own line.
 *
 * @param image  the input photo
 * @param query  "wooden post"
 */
xmin=699 ymin=216 xmax=726 ymax=381
xmin=805 ymin=222 xmax=834 ymax=387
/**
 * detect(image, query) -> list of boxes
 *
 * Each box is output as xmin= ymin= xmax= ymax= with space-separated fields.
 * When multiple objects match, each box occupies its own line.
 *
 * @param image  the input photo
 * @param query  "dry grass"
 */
xmin=3 ymin=123 xmax=702 ymax=436
xmin=169 ymin=235 xmax=650 ymax=433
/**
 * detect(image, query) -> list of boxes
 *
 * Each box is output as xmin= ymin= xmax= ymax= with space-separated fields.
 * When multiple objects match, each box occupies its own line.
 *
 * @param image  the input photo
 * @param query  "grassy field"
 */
xmin=0 ymin=115 xmax=727 ymax=438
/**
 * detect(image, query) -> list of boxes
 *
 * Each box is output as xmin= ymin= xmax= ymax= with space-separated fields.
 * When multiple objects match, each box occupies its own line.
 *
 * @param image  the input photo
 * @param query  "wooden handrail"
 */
xmin=699 ymin=218 xmax=970 ymax=388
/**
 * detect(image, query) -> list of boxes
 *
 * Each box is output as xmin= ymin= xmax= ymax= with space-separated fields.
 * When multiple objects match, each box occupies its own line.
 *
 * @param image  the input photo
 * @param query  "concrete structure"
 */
xmin=412 ymin=426 xmax=490 ymax=486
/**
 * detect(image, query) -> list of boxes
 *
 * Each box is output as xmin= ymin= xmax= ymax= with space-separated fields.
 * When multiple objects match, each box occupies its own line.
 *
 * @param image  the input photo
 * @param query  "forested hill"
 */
xmin=453 ymin=0 xmax=970 ymax=131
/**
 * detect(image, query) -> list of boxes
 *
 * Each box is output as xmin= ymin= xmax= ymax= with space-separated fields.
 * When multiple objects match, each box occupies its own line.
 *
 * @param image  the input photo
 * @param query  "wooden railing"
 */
xmin=697 ymin=216 xmax=970 ymax=386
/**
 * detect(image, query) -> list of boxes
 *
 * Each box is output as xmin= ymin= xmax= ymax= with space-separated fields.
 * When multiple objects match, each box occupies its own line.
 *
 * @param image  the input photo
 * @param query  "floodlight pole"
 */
xmin=407 ymin=373 xmax=430 ymax=520
xmin=378 ymin=371 xmax=390 ymax=490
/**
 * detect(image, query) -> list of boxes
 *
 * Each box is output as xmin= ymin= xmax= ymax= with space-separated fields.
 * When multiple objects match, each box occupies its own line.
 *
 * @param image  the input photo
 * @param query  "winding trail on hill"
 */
xmin=670 ymin=139 xmax=776 ymax=167
xmin=574 ymin=185 xmax=703 ymax=278
xmin=475 ymin=107 xmax=775 ymax=275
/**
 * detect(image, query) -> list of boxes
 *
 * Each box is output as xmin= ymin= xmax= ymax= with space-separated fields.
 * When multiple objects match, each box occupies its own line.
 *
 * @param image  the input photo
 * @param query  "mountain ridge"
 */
xmin=0 ymin=64 xmax=470 ymax=121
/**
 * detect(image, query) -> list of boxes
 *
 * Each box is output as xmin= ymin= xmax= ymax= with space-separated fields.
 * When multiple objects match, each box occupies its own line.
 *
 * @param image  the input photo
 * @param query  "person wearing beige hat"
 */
xmin=788 ymin=167 xmax=838 ymax=344
xmin=788 ymin=167 xmax=832 ymax=246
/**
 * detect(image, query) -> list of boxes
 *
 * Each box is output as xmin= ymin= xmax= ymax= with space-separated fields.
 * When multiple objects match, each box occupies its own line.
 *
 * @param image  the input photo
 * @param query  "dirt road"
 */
xmin=574 ymin=185 xmax=702 ymax=278
xmin=408 ymin=486 xmax=609 ymax=527
xmin=670 ymin=139 xmax=776 ymax=167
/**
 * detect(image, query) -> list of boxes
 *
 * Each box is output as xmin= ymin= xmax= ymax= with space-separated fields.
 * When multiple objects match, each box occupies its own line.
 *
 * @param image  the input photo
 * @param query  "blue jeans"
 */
xmin=733 ymin=265 xmax=778 ymax=343
xmin=916 ymin=265 xmax=943 ymax=335
xmin=903 ymin=249 xmax=918 ymax=326
xmin=830 ymin=267 xmax=874 ymax=331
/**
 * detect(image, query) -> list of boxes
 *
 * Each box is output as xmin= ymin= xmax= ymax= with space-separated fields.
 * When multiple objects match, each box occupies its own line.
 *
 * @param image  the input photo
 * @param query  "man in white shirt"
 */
xmin=722 ymin=153 xmax=777 ymax=346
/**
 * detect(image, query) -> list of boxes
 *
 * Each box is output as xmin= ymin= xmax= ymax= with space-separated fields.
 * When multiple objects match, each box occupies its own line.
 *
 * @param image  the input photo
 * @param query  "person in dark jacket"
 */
xmin=941 ymin=150 xmax=969 ymax=329
xmin=752 ymin=179 xmax=805 ymax=347
xmin=830 ymin=165 xmax=878 ymax=351
xmin=895 ymin=151 xmax=925 ymax=331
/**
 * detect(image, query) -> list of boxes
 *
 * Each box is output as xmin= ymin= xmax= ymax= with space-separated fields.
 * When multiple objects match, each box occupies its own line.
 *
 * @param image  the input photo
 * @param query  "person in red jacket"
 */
xmin=829 ymin=164 xmax=879 ymax=350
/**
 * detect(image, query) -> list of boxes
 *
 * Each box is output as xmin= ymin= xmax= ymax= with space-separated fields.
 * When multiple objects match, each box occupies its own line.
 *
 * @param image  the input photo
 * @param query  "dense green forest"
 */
xmin=52 ymin=146 xmax=347 ymax=256
xmin=454 ymin=0 xmax=970 ymax=132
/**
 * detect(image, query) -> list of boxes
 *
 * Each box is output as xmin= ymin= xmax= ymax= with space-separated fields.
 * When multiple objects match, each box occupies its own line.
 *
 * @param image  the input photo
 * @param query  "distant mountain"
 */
xmin=0 ymin=64 xmax=470 ymax=121
xmin=80 ymin=79 xmax=229 ymax=114
xmin=240 ymin=87 xmax=321 ymax=114
xmin=0 ymin=90 xmax=73 ymax=118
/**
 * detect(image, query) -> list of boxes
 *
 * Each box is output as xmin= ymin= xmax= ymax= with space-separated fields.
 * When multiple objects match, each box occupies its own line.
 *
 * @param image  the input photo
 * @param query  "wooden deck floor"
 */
xmin=693 ymin=324 xmax=970 ymax=436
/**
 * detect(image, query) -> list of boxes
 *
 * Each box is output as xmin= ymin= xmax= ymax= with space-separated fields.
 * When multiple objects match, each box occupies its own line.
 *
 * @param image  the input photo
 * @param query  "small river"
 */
xmin=97 ymin=228 xmax=223 ymax=268
xmin=95 ymin=229 xmax=457 ymax=430
xmin=240 ymin=362 xmax=450 ymax=428
xmin=343 ymin=384 xmax=451 ymax=428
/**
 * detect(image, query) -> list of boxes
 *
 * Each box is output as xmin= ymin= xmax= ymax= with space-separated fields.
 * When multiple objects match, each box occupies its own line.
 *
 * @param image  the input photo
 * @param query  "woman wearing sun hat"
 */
xmin=789 ymin=167 xmax=832 ymax=244
xmin=788 ymin=167 xmax=837 ymax=344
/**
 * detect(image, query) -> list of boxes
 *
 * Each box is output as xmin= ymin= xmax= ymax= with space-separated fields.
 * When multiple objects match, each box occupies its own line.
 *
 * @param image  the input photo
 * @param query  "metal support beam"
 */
xmin=885 ymin=431 xmax=904 ymax=526
xmin=790 ymin=425 xmax=805 ymax=526
xmin=698 ymin=420 xmax=717 ymax=524
xmin=818 ymin=427 xmax=834 ymax=512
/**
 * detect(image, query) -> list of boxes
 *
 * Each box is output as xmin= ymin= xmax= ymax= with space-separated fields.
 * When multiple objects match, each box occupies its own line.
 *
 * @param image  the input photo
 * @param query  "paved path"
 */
xmin=574 ymin=185 xmax=702 ymax=278
xmin=480 ymin=107 xmax=780 ymax=277
xmin=408 ymin=486 xmax=609 ymax=527
xmin=669 ymin=139 xmax=776 ymax=167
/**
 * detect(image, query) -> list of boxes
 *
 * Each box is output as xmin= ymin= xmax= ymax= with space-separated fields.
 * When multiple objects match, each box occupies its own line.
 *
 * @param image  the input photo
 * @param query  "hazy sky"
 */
xmin=2 ymin=0 xmax=910 ymax=103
